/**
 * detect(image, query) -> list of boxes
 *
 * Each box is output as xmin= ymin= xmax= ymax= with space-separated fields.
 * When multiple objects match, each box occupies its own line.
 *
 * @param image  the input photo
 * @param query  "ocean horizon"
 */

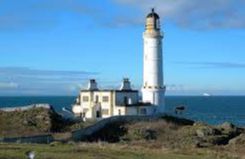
xmin=0 ymin=96 xmax=245 ymax=126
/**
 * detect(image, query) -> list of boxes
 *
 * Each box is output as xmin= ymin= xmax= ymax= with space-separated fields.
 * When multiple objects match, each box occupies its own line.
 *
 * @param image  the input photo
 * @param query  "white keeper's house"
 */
xmin=72 ymin=9 xmax=166 ymax=119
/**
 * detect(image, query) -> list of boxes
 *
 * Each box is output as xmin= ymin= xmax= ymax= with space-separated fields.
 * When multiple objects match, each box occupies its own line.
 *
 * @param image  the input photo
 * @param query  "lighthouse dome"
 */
xmin=146 ymin=8 xmax=159 ymax=19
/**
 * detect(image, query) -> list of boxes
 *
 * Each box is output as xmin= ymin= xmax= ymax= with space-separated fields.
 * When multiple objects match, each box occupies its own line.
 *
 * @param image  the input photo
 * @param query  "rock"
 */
xmin=207 ymin=135 xmax=230 ymax=145
xmin=193 ymin=122 xmax=208 ymax=127
xmin=25 ymin=151 xmax=35 ymax=159
xmin=194 ymin=124 xmax=235 ymax=146
xmin=220 ymin=122 xmax=235 ymax=131
xmin=49 ymin=141 xmax=63 ymax=147
xmin=196 ymin=129 xmax=205 ymax=138
xmin=144 ymin=129 xmax=157 ymax=140
xmin=196 ymin=127 xmax=216 ymax=137
xmin=218 ymin=122 xmax=240 ymax=138
xmin=229 ymin=133 xmax=245 ymax=145
xmin=195 ymin=141 xmax=213 ymax=148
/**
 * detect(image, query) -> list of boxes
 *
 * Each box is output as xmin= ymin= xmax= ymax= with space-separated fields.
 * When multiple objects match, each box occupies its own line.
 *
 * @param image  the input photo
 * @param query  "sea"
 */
xmin=0 ymin=96 xmax=245 ymax=126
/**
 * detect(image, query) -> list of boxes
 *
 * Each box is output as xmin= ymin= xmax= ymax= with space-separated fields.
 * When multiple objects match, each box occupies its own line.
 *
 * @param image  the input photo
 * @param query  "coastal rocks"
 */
xmin=218 ymin=122 xmax=240 ymax=137
xmin=193 ymin=122 xmax=243 ymax=147
xmin=193 ymin=123 xmax=221 ymax=147
xmin=220 ymin=122 xmax=235 ymax=130
xmin=196 ymin=126 xmax=219 ymax=138
xmin=194 ymin=122 xmax=220 ymax=137
xmin=228 ymin=133 xmax=245 ymax=145
xmin=84 ymin=116 xmax=244 ymax=149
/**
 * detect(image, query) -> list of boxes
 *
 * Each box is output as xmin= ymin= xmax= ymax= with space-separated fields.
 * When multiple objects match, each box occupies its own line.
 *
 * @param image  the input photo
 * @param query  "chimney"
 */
xmin=120 ymin=78 xmax=131 ymax=91
xmin=87 ymin=79 xmax=98 ymax=90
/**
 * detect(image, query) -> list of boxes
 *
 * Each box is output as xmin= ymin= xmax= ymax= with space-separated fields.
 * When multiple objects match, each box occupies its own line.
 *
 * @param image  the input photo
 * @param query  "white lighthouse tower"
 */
xmin=142 ymin=9 xmax=165 ymax=113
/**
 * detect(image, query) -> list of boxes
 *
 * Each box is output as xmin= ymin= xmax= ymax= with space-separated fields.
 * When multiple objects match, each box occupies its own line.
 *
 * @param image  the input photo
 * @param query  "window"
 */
xmin=102 ymin=109 xmax=109 ymax=115
xmin=140 ymin=108 xmax=147 ymax=115
xmin=82 ymin=96 xmax=89 ymax=102
xmin=102 ymin=96 xmax=109 ymax=102
xmin=124 ymin=96 xmax=128 ymax=105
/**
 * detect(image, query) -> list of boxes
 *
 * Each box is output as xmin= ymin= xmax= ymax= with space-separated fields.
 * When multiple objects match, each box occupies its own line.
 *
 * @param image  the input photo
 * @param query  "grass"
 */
xmin=0 ymin=143 xmax=223 ymax=159
xmin=0 ymin=143 xmax=222 ymax=159
xmin=0 ymin=108 xmax=97 ymax=138
xmin=0 ymin=108 xmax=53 ymax=137
xmin=0 ymin=113 xmax=243 ymax=159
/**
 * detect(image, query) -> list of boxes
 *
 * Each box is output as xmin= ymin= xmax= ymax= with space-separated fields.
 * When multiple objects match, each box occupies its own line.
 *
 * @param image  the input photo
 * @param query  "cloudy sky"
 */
xmin=0 ymin=0 xmax=245 ymax=96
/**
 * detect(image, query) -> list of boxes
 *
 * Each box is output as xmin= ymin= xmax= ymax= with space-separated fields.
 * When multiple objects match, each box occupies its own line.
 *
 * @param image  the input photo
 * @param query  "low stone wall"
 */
xmin=0 ymin=134 xmax=54 ymax=144
xmin=71 ymin=115 xmax=160 ymax=142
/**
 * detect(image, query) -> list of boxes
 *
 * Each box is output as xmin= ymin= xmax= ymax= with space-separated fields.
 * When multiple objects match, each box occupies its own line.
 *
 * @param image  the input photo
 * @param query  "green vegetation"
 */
xmin=84 ymin=117 xmax=245 ymax=159
xmin=123 ymin=120 xmax=243 ymax=148
xmin=0 ymin=143 xmax=226 ymax=159
xmin=0 ymin=107 xmax=96 ymax=138
xmin=1 ymin=109 xmax=244 ymax=159
xmin=87 ymin=116 xmax=243 ymax=148
xmin=0 ymin=108 xmax=53 ymax=137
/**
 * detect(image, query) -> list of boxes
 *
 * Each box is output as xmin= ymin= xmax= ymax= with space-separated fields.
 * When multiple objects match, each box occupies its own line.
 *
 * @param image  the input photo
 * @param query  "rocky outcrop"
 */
xmin=229 ymin=133 xmax=245 ymax=145
xmin=189 ymin=122 xmax=243 ymax=147
xmin=78 ymin=116 xmax=244 ymax=149
xmin=0 ymin=105 xmax=67 ymax=137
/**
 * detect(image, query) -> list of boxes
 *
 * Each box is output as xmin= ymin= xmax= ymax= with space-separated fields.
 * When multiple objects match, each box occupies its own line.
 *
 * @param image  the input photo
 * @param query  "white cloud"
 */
xmin=0 ymin=67 xmax=98 ymax=95
xmin=114 ymin=0 xmax=245 ymax=30
xmin=1 ymin=0 xmax=244 ymax=31
xmin=0 ymin=82 xmax=18 ymax=89
xmin=0 ymin=0 xmax=245 ymax=30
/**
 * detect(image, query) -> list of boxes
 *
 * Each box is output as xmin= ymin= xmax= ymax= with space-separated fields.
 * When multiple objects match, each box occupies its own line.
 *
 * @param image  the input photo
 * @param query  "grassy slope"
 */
xmin=0 ymin=112 xmax=243 ymax=159
xmin=0 ymin=143 xmax=219 ymax=159
xmin=86 ymin=117 xmax=244 ymax=159
xmin=0 ymin=108 xmax=52 ymax=137
xmin=0 ymin=108 xmax=96 ymax=138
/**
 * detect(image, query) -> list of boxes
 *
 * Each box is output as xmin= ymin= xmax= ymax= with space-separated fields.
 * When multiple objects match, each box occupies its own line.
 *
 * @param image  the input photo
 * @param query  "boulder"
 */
xmin=218 ymin=122 xmax=240 ymax=138
xmin=196 ymin=126 xmax=219 ymax=137
xmin=219 ymin=122 xmax=235 ymax=131
xmin=229 ymin=133 xmax=245 ymax=145
xmin=194 ymin=123 xmax=237 ymax=146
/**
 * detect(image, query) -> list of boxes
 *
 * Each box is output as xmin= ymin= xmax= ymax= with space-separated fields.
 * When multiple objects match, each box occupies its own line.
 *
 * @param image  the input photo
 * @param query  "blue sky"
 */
xmin=0 ymin=0 xmax=245 ymax=96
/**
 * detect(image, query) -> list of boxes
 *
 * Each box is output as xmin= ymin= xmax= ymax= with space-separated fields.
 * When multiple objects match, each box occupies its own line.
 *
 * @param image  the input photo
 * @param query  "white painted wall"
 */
xmin=73 ymin=91 xmax=115 ymax=118
xmin=142 ymin=15 xmax=165 ymax=113
xmin=125 ymin=105 xmax=157 ymax=116
xmin=72 ymin=105 xmax=82 ymax=115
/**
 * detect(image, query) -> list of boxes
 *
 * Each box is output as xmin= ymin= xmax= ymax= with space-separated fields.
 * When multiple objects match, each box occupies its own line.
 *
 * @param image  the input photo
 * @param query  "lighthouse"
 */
xmin=72 ymin=9 xmax=166 ymax=118
xmin=142 ymin=9 xmax=165 ymax=113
